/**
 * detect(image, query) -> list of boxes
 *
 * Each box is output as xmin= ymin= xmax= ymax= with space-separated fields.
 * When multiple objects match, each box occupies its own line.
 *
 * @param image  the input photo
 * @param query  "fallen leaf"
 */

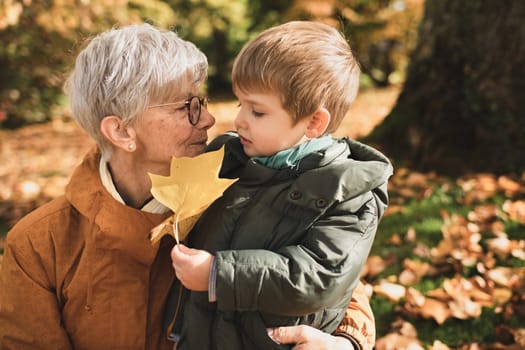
xmin=467 ymin=204 xmax=499 ymax=223
xmin=375 ymin=333 xmax=424 ymax=350
xmin=399 ymin=258 xmax=431 ymax=286
xmin=398 ymin=269 xmax=419 ymax=285
xmin=514 ymin=328 xmax=525 ymax=348
xmin=363 ymin=255 xmax=388 ymax=277
xmin=377 ymin=318 xmax=421 ymax=348
xmin=405 ymin=227 xmax=417 ymax=242
xmin=405 ymin=287 xmax=425 ymax=307
xmin=492 ymin=287 xmax=513 ymax=305
xmin=419 ymin=297 xmax=451 ymax=324
xmin=458 ymin=174 xmax=499 ymax=204
xmin=412 ymin=242 xmax=431 ymax=259
xmin=486 ymin=235 xmax=512 ymax=258
xmin=426 ymin=287 xmax=450 ymax=301
xmin=397 ymin=319 xmax=418 ymax=338
xmin=486 ymin=267 xmax=525 ymax=289
xmin=373 ymin=280 xmax=406 ymax=302
xmin=429 ymin=340 xmax=451 ymax=350
xmin=148 ymin=146 xmax=237 ymax=243
xmin=502 ymin=200 xmax=525 ymax=224
xmin=498 ymin=176 xmax=521 ymax=195
xmin=403 ymin=258 xmax=430 ymax=278
xmin=448 ymin=296 xmax=482 ymax=319
xmin=511 ymin=240 xmax=525 ymax=260
xmin=388 ymin=233 xmax=402 ymax=245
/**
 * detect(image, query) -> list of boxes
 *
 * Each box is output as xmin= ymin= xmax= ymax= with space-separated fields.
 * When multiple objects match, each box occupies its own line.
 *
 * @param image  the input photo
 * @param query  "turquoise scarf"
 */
xmin=252 ymin=135 xmax=335 ymax=169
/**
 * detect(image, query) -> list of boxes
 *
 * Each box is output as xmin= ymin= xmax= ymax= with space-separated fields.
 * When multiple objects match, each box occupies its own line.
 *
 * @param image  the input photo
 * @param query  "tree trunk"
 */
xmin=366 ymin=0 xmax=525 ymax=176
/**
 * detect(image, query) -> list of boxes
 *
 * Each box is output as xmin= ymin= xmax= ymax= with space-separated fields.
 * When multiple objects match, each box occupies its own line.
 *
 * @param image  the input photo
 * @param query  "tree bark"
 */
xmin=366 ymin=0 xmax=525 ymax=175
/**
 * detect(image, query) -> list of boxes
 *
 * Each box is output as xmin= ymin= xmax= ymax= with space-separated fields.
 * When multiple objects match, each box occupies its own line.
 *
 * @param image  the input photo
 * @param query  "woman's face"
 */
xmin=132 ymin=90 xmax=216 ymax=175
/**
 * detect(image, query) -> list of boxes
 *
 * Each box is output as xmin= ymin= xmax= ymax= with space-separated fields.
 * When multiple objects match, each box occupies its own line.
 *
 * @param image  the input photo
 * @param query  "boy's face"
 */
xmin=234 ymin=89 xmax=309 ymax=157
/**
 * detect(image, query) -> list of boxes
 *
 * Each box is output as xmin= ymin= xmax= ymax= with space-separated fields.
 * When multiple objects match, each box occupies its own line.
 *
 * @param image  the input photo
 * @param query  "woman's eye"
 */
xmin=165 ymin=106 xmax=184 ymax=113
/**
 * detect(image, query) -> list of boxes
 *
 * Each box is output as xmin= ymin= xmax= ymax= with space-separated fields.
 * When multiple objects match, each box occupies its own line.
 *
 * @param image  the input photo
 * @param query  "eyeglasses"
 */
xmin=147 ymin=96 xmax=208 ymax=126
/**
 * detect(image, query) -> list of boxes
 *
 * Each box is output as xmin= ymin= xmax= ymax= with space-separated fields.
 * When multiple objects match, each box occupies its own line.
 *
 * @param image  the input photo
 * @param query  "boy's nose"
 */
xmin=234 ymin=110 xmax=246 ymax=130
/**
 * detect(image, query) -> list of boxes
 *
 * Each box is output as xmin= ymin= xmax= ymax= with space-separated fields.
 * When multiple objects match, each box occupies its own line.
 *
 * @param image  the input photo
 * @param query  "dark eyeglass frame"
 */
xmin=147 ymin=96 xmax=208 ymax=125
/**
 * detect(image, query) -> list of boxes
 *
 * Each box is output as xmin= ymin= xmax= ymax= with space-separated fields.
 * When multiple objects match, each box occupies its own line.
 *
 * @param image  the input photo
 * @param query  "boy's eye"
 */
xmin=236 ymin=100 xmax=263 ymax=117
xmin=252 ymin=109 xmax=264 ymax=117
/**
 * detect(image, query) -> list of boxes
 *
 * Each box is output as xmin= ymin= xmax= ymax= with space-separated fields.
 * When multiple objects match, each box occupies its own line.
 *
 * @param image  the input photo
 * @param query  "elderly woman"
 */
xmin=0 ymin=23 xmax=374 ymax=350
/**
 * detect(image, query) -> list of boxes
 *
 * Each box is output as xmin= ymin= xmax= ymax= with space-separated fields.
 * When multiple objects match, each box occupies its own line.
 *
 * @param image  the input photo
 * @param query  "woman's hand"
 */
xmin=171 ymin=244 xmax=213 ymax=291
xmin=267 ymin=325 xmax=356 ymax=350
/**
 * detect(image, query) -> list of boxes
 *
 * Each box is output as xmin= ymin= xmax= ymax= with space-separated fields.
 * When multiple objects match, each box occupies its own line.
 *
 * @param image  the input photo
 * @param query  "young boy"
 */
xmin=169 ymin=21 xmax=393 ymax=349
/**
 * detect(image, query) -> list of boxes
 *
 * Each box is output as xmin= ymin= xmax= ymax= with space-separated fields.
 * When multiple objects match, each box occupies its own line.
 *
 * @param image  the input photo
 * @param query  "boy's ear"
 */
xmin=305 ymin=107 xmax=331 ymax=139
xmin=100 ymin=115 xmax=137 ymax=152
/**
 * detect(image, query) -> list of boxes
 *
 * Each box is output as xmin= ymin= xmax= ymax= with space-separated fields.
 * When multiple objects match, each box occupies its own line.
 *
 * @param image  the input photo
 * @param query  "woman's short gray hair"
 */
xmin=64 ymin=23 xmax=208 ymax=158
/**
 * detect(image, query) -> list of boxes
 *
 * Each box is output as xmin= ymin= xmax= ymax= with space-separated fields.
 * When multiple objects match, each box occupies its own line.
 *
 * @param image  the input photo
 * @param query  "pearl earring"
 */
xmin=128 ymin=143 xmax=135 ymax=151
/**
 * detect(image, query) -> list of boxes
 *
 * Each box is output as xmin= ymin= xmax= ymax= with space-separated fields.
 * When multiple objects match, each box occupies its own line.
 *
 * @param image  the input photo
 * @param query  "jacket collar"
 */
xmin=220 ymin=136 xmax=393 ymax=200
xmin=65 ymin=147 xmax=171 ymax=265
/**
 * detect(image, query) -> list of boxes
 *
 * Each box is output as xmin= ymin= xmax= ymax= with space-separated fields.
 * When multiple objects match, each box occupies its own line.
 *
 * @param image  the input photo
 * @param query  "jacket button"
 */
xmin=315 ymin=198 xmax=327 ymax=208
xmin=289 ymin=190 xmax=302 ymax=200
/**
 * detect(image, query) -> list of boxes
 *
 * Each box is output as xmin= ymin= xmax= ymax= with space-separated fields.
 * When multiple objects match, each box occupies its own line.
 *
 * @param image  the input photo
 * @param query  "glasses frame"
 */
xmin=147 ymin=96 xmax=208 ymax=126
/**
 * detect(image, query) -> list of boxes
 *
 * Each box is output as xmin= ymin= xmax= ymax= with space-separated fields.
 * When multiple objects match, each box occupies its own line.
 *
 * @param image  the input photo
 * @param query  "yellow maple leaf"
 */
xmin=148 ymin=146 xmax=237 ymax=244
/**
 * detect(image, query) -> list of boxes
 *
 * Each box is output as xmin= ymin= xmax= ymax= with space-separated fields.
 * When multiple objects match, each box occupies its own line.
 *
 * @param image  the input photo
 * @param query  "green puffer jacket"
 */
xmin=172 ymin=133 xmax=392 ymax=350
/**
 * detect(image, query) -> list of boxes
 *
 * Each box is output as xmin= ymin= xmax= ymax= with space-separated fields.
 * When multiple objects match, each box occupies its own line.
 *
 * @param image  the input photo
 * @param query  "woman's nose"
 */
xmin=198 ymin=107 xmax=216 ymax=129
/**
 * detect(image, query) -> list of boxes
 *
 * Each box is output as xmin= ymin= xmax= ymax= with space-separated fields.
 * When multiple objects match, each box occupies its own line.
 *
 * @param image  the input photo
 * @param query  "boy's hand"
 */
xmin=171 ymin=244 xmax=213 ymax=291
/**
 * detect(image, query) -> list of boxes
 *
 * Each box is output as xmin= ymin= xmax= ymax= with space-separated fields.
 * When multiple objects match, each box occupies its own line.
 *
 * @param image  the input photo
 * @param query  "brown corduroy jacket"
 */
xmin=0 ymin=148 xmax=375 ymax=350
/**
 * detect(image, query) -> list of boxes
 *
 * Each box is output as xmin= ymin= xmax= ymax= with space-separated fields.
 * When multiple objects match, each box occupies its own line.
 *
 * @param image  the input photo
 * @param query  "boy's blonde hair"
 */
xmin=232 ymin=21 xmax=360 ymax=133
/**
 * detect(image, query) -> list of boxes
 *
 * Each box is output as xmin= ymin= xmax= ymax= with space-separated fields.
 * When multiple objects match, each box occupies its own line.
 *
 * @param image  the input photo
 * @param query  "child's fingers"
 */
xmin=177 ymin=244 xmax=192 ymax=254
xmin=171 ymin=244 xmax=188 ymax=266
xmin=177 ymin=244 xmax=203 ymax=256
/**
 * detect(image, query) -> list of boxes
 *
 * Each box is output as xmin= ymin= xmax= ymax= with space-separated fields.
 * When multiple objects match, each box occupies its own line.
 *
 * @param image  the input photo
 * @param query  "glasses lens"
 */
xmin=189 ymin=96 xmax=201 ymax=125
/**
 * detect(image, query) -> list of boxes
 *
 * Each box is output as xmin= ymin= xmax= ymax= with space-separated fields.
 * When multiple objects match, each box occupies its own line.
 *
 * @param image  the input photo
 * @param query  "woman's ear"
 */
xmin=305 ymin=107 xmax=331 ymax=139
xmin=100 ymin=116 xmax=137 ymax=152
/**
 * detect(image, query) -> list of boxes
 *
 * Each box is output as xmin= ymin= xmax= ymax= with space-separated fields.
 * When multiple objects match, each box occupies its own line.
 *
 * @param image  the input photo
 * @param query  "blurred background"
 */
xmin=0 ymin=0 xmax=422 ymax=125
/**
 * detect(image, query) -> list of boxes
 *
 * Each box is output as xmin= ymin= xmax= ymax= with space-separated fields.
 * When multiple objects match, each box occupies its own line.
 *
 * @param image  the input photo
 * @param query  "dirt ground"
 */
xmin=0 ymin=85 xmax=400 ymax=228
